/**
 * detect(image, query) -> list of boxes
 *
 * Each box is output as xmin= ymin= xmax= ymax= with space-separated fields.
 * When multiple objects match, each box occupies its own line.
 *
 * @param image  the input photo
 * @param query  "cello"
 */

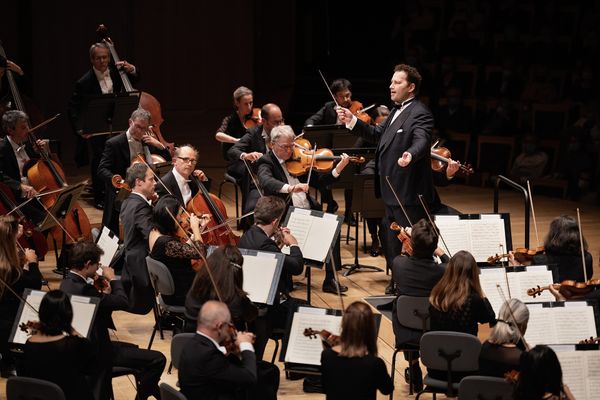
xmin=0 ymin=44 xmax=91 ymax=246
xmin=96 ymin=24 xmax=174 ymax=155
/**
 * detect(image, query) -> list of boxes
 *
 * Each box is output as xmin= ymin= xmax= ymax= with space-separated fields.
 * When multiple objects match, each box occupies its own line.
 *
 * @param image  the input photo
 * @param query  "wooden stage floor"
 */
xmin=2 ymin=176 xmax=599 ymax=399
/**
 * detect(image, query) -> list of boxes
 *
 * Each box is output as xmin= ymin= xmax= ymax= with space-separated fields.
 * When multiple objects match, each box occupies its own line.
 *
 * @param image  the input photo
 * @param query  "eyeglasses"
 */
xmin=177 ymin=156 xmax=197 ymax=165
xmin=275 ymin=143 xmax=294 ymax=150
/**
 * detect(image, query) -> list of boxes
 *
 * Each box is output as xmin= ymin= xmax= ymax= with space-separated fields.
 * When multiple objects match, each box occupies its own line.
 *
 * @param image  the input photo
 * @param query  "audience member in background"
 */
xmin=434 ymin=86 xmax=473 ymax=136
xmin=509 ymin=134 xmax=548 ymax=182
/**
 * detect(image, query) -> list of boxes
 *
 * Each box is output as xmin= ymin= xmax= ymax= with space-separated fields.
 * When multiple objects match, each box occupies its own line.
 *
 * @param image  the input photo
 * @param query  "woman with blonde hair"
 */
xmin=321 ymin=301 xmax=393 ymax=399
xmin=0 ymin=215 xmax=42 ymax=376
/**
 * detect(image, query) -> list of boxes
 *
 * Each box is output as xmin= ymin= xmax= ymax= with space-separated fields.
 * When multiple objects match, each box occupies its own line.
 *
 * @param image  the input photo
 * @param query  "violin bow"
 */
xmin=318 ymin=70 xmax=340 ymax=108
xmin=0 ymin=275 xmax=40 ymax=316
xmin=526 ymin=180 xmax=541 ymax=248
xmin=200 ymin=211 xmax=254 ymax=237
xmin=384 ymin=176 xmax=413 ymax=226
xmin=495 ymin=284 xmax=530 ymax=351
xmin=576 ymin=208 xmax=588 ymax=282
xmin=32 ymin=195 xmax=77 ymax=243
xmin=417 ymin=194 xmax=452 ymax=257
xmin=242 ymin=158 xmax=264 ymax=197
xmin=305 ymin=142 xmax=318 ymax=191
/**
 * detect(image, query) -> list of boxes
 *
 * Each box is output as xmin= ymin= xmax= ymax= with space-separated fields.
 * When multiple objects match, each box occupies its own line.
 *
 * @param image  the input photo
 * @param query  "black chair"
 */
xmin=168 ymin=332 xmax=195 ymax=375
xmin=6 ymin=376 xmax=66 ymax=400
xmin=389 ymin=296 xmax=430 ymax=398
xmin=111 ymin=366 xmax=140 ymax=400
xmin=458 ymin=375 xmax=514 ymax=400
xmin=146 ymin=256 xmax=186 ymax=349
xmin=218 ymin=172 xmax=240 ymax=224
xmin=159 ymin=382 xmax=188 ymax=400
xmin=416 ymin=331 xmax=482 ymax=399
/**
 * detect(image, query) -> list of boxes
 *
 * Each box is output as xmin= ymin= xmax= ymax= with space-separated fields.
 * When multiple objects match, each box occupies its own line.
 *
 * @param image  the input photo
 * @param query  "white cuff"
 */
xmin=331 ymin=168 xmax=340 ymax=178
xmin=239 ymin=342 xmax=255 ymax=353
xmin=280 ymin=184 xmax=291 ymax=194
xmin=346 ymin=115 xmax=358 ymax=130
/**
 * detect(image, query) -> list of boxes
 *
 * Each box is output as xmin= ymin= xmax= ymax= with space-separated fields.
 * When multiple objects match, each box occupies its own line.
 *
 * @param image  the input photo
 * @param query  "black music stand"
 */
xmin=80 ymin=91 xmax=141 ymax=136
xmin=341 ymin=174 xmax=385 ymax=276
xmin=302 ymin=124 xmax=349 ymax=149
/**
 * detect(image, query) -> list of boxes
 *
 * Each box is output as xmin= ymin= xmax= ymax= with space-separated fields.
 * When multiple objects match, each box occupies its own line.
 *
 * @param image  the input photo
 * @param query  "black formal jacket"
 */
xmin=304 ymin=101 xmax=338 ymax=126
xmin=0 ymin=136 xmax=37 ymax=198
xmin=238 ymin=224 xmax=304 ymax=296
xmin=156 ymin=170 xmax=199 ymax=207
xmin=97 ymin=132 xmax=170 ymax=232
xmin=59 ymin=272 xmax=128 ymax=364
xmin=119 ymin=192 xmax=155 ymax=314
xmin=179 ymin=333 xmax=257 ymax=400
xmin=227 ymin=124 xmax=267 ymax=162
xmin=350 ymin=99 xmax=435 ymax=207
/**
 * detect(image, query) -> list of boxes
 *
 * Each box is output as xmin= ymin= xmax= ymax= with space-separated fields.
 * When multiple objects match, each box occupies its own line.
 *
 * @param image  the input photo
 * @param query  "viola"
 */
xmin=111 ymin=173 xmax=159 ymax=203
xmin=431 ymin=146 xmax=474 ymax=176
xmin=243 ymin=107 xmax=263 ymax=129
xmin=303 ymin=327 xmax=341 ymax=348
xmin=348 ymin=101 xmax=372 ymax=124
xmin=527 ymin=279 xmax=600 ymax=300
xmin=286 ymin=146 xmax=365 ymax=177
xmin=222 ymin=323 xmax=242 ymax=355
xmin=390 ymin=222 xmax=413 ymax=256
xmin=97 ymin=24 xmax=174 ymax=155
xmin=487 ymin=246 xmax=545 ymax=265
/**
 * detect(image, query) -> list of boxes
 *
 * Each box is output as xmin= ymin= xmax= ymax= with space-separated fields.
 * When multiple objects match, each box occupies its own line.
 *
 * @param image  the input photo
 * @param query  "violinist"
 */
xmin=97 ymin=107 xmax=171 ymax=234
xmin=68 ymin=42 xmax=139 ymax=209
xmin=149 ymin=195 xmax=208 ymax=306
xmin=304 ymin=78 xmax=358 ymax=215
xmin=256 ymin=125 xmax=351 ymax=294
xmin=119 ymin=162 xmax=158 ymax=314
xmin=60 ymin=240 xmax=166 ymax=400
xmin=509 ymin=215 xmax=593 ymax=283
xmin=0 ymin=110 xmax=48 ymax=224
xmin=0 ymin=215 xmax=42 ymax=377
xmin=155 ymin=144 xmax=208 ymax=206
xmin=18 ymin=290 xmax=97 ymax=400
xmin=390 ymin=218 xmax=448 ymax=392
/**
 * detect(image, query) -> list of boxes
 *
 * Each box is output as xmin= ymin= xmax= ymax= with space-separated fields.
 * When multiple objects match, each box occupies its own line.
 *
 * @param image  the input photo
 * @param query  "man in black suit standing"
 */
xmin=60 ymin=240 xmax=165 ymax=400
xmin=179 ymin=300 xmax=259 ymax=400
xmin=68 ymin=42 xmax=139 ymax=209
xmin=337 ymin=64 xmax=436 ymax=291
xmin=155 ymin=144 xmax=207 ymax=206
xmin=97 ymin=107 xmax=170 ymax=234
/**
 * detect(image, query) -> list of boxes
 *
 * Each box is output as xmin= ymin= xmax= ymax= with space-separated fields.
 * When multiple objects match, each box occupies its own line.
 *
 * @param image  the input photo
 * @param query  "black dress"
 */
xmin=478 ymin=341 xmax=522 ymax=378
xmin=19 ymin=335 xmax=97 ymax=400
xmin=321 ymin=348 xmax=393 ymax=400
xmin=532 ymin=251 xmax=593 ymax=283
xmin=429 ymin=292 xmax=496 ymax=336
xmin=149 ymin=235 xmax=204 ymax=306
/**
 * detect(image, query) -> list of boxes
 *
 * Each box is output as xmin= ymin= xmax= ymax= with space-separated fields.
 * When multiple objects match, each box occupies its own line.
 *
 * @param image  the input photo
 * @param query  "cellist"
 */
xmin=0 ymin=110 xmax=48 ymax=224
xmin=68 ymin=42 xmax=139 ymax=210
xmin=97 ymin=108 xmax=171 ymax=235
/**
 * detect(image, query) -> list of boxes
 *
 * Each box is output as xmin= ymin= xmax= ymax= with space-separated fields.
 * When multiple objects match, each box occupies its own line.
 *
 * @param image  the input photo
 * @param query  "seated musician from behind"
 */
xmin=97 ymin=107 xmax=171 ymax=234
xmin=19 ymin=290 xmax=97 ymax=400
xmin=510 ymin=215 xmax=593 ymax=283
xmin=391 ymin=218 xmax=448 ymax=391
xmin=155 ymin=144 xmax=208 ymax=206
xmin=149 ymin=195 xmax=209 ymax=306
xmin=321 ymin=301 xmax=393 ymax=400
xmin=256 ymin=125 xmax=351 ymax=294
xmin=479 ymin=298 xmax=529 ymax=378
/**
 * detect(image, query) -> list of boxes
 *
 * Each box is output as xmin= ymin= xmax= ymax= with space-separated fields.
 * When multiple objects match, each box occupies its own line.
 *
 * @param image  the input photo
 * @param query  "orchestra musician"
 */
xmin=97 ymin=107 xmax=171 ymax=235
xmin=155 ymin=144 xmax=208 ymax=206
xmin=0 ymin=56 xmax=25 ymax=109
xmin=255 ymin=125 xmax=351 ymax=294
xmin=0 ymin=215 xmax=42 ymax=378
xmin=67 ymin=42 xmax=139 ymax=210
xmin=60 ymin=240 xmax=166 ymax=400
xmin=119 ymin=162 xmax=158 ymax=314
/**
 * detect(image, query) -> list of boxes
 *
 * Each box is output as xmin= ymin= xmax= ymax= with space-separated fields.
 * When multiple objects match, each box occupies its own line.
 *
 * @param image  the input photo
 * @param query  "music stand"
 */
xmin=37 ymin=181 xmax=87 ymax=232
xmin=302 ymin=124 xmax=349 ymax=149
xmin=80 ymin=91 xmax=141 ymax=136
xmin=342 ymin=174 xmax=385 ymax=276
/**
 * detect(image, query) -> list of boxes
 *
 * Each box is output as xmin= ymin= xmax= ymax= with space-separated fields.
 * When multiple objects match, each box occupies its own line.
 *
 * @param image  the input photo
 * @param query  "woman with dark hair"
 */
xmin=512 ymin=215 xmax=593 ymax=282
xmin=321 ymin=301 xmax=393 ymax=400
xmin=514 ymin=345 xmax=575 ymax=400
xmin=149 ymin=194 xmax=209 ymax=306
xmin=19 ymin=290 xmax=96 ymax=400
xmin=0 ymin=215 xmax=42 ymax=377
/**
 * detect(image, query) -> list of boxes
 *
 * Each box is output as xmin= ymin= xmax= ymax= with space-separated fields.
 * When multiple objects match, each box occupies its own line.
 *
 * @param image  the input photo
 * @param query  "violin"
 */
xmin=390 ymin=222 xmax=413 ymax=256
xmin=348 ymin=101 xmax=373 ymax=124
xmin=93 ymin=274 xmax=110 ymax=293
xmin=243 ymin=107 xmax=263 ymax=129
xmin=431 ymin=146 xmax=474 ymax=176
xmin=579 ymin=336 xmax=600 ymax=345
xmin=527 ymin=279 xmax=600 ymax=300
xmin=111 ymin=174 xmax=159 ymax=203
xmin=487 ymin=246 xmax=545 ymax=264
xmin=286 ymin=146 xmax=365 ymax=177
xmin=19 ymin=320 xmax=42 ymax=335
xmin=303 ymin=327 xmax=341 ymax=348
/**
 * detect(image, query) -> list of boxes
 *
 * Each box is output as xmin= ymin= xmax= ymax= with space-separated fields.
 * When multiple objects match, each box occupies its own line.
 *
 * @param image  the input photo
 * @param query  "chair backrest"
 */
xmin=171 ymin=333 xmax=196 ymax=370
xmin=458 ymin=375 xmax=514 ymax=400
xmin=146 ymin=256 xmax=176 ymax=296
xmin=396 ymin=295 xmax=430 ymax=332
xmin=160 ymin=382 xmax=188 ymax=400
xmin=6 ymin=376 xmax=66 ymax=400
xmin=420 ymin=331 xmax=482 ymax=373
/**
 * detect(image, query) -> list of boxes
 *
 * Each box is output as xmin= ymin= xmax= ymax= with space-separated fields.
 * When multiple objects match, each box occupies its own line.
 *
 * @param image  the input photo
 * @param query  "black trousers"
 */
xmin=90 ymin=135 xmax=108 ymax=203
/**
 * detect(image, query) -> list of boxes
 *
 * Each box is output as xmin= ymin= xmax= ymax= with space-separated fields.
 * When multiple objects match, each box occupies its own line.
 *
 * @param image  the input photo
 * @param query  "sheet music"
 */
xmin=240 ymin=251 xmax=281 ymax=305
xmin=525 ymin=303 xmax=597 ymax=347
xmin=97 ymin=226 xmax=119 ymax=267
xmin=10 ymin=290 xmax=44 ymax=345
xmin=479 ymin=269 xmax=509 ymax=315
xmin=433 ymin=216 xmax=471 ymax=255
xmin=551 ymin=345 xmax=600 ymax=400
xmin=283 ymin=208 xmax=341 ymax=262
xmin=284 ymin=311 xmax=342 ymax=365
xmin=69 ymin=295 xmax=97 ymax=339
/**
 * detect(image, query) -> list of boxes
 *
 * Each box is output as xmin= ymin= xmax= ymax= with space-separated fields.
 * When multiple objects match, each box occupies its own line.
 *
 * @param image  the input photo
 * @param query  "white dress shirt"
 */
xmin=126 ymin=129 xmax=143 ymax=159
xmin=172 ymin=168 xmax=192 ymax=205
xmin=6 ymin=135 xmax=30 ymax=185
xmin=93 ymin=67 xmax=114 ymax=94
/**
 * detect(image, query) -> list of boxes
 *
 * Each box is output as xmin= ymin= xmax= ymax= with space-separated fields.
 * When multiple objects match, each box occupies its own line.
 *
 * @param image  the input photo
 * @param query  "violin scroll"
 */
xmin=303 ymin=327 xmax=341 ymax=348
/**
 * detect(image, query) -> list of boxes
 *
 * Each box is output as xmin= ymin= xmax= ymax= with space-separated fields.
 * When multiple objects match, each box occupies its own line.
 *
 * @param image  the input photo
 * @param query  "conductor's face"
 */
xmin=390 ymin=70 xmax=415 ymax=105
xmin=91 ymin=47 xmax=110 ymax=73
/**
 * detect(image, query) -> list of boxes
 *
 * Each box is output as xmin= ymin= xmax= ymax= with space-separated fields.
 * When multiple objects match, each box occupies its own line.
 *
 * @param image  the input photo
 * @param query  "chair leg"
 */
xmin=271 ymin=339 xmax=280 ymax=364
xmin=167 ymin=361 xmax=173 ymax=374
xmin=390 ymin=349 xmax=399 ymax=400
xmin=408 ymin=352 xmax=414 ymax=395
xmin=147 ymin=326 xmax=157 ymax=350
xmin=218 ymin=181 xmax=225 ymax=198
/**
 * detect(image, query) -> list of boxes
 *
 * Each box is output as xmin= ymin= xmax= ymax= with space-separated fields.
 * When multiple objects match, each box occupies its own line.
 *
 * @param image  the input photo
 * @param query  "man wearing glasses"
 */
xmin=156 ymin=144 xmax=208 ymax=206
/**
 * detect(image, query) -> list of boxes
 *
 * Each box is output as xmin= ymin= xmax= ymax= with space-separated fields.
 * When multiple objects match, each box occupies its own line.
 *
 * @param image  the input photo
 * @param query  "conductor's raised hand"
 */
xmin=335 ymin=106 xmax=353 ymax=124
xmin=397 ymin=151 xmax=412 ymax=167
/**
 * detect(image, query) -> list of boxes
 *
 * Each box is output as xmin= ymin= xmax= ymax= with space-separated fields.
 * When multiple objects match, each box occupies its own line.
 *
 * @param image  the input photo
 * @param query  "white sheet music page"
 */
xmin=285 ymin=208 xmax=312 ymax=250
xmin=434 ymin=215 xmax=470 ymax=256
xmin=242 ymin=252 xmax=278 ymax=304
xmin=479 ymin=269 xmax=509 ymax=315
xmin=525 ymin=302 xmax=597 ymax=347
xmin=507 ymin=266 xmax=554 ymax=303
xmin=283 ymin=209 xmax=339 ymax=262
xmin=285 ymin=311 xmax=342 ymax=365
xmin=552 ymin=345 xmax=600 ymax=400
xmin=69 ymin=295 xmax=96 ymax=338
xmin=467 ymin=219 xmax=507 ymax=262
xmin=97 ymin=226 xmax=119 ymax=267
xmin=11 ymin=290 xmax=44 ymax=345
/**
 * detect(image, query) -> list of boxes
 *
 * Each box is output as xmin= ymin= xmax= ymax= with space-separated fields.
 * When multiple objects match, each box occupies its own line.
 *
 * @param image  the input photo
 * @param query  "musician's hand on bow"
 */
xmin=335 ymin=153 xmax=351 ymax=174
xmin=446 ymin=158 xmax=460 ymax=178
xmin=548 ymin=284 xmax=566 ymax=301
xmin=507 ymin=251 xmax=522 ymax=267
xmin=398 ymin=151 xmax=412 ymax=167
xmin=20 ymin=183 xmax=37 ymax=198
xmin=115 ymin=60 xmax=135 ymax=74
xmin=241 ymin=152 xmax=263 ymax=162
xmin=289 ymin=183 xmax=309 ymax=193
xmin=236 ymin=331 xmax=255 ymax=345
xmin=193 ymin=170 xmax=208 ymax=182
xmin=335 ymin=106 xmax=353 ymax=124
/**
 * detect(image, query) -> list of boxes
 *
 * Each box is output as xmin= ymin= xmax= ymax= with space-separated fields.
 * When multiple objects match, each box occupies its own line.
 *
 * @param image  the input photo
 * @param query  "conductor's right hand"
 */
xmin=335 ymin=106 xmax=353 ymax=124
